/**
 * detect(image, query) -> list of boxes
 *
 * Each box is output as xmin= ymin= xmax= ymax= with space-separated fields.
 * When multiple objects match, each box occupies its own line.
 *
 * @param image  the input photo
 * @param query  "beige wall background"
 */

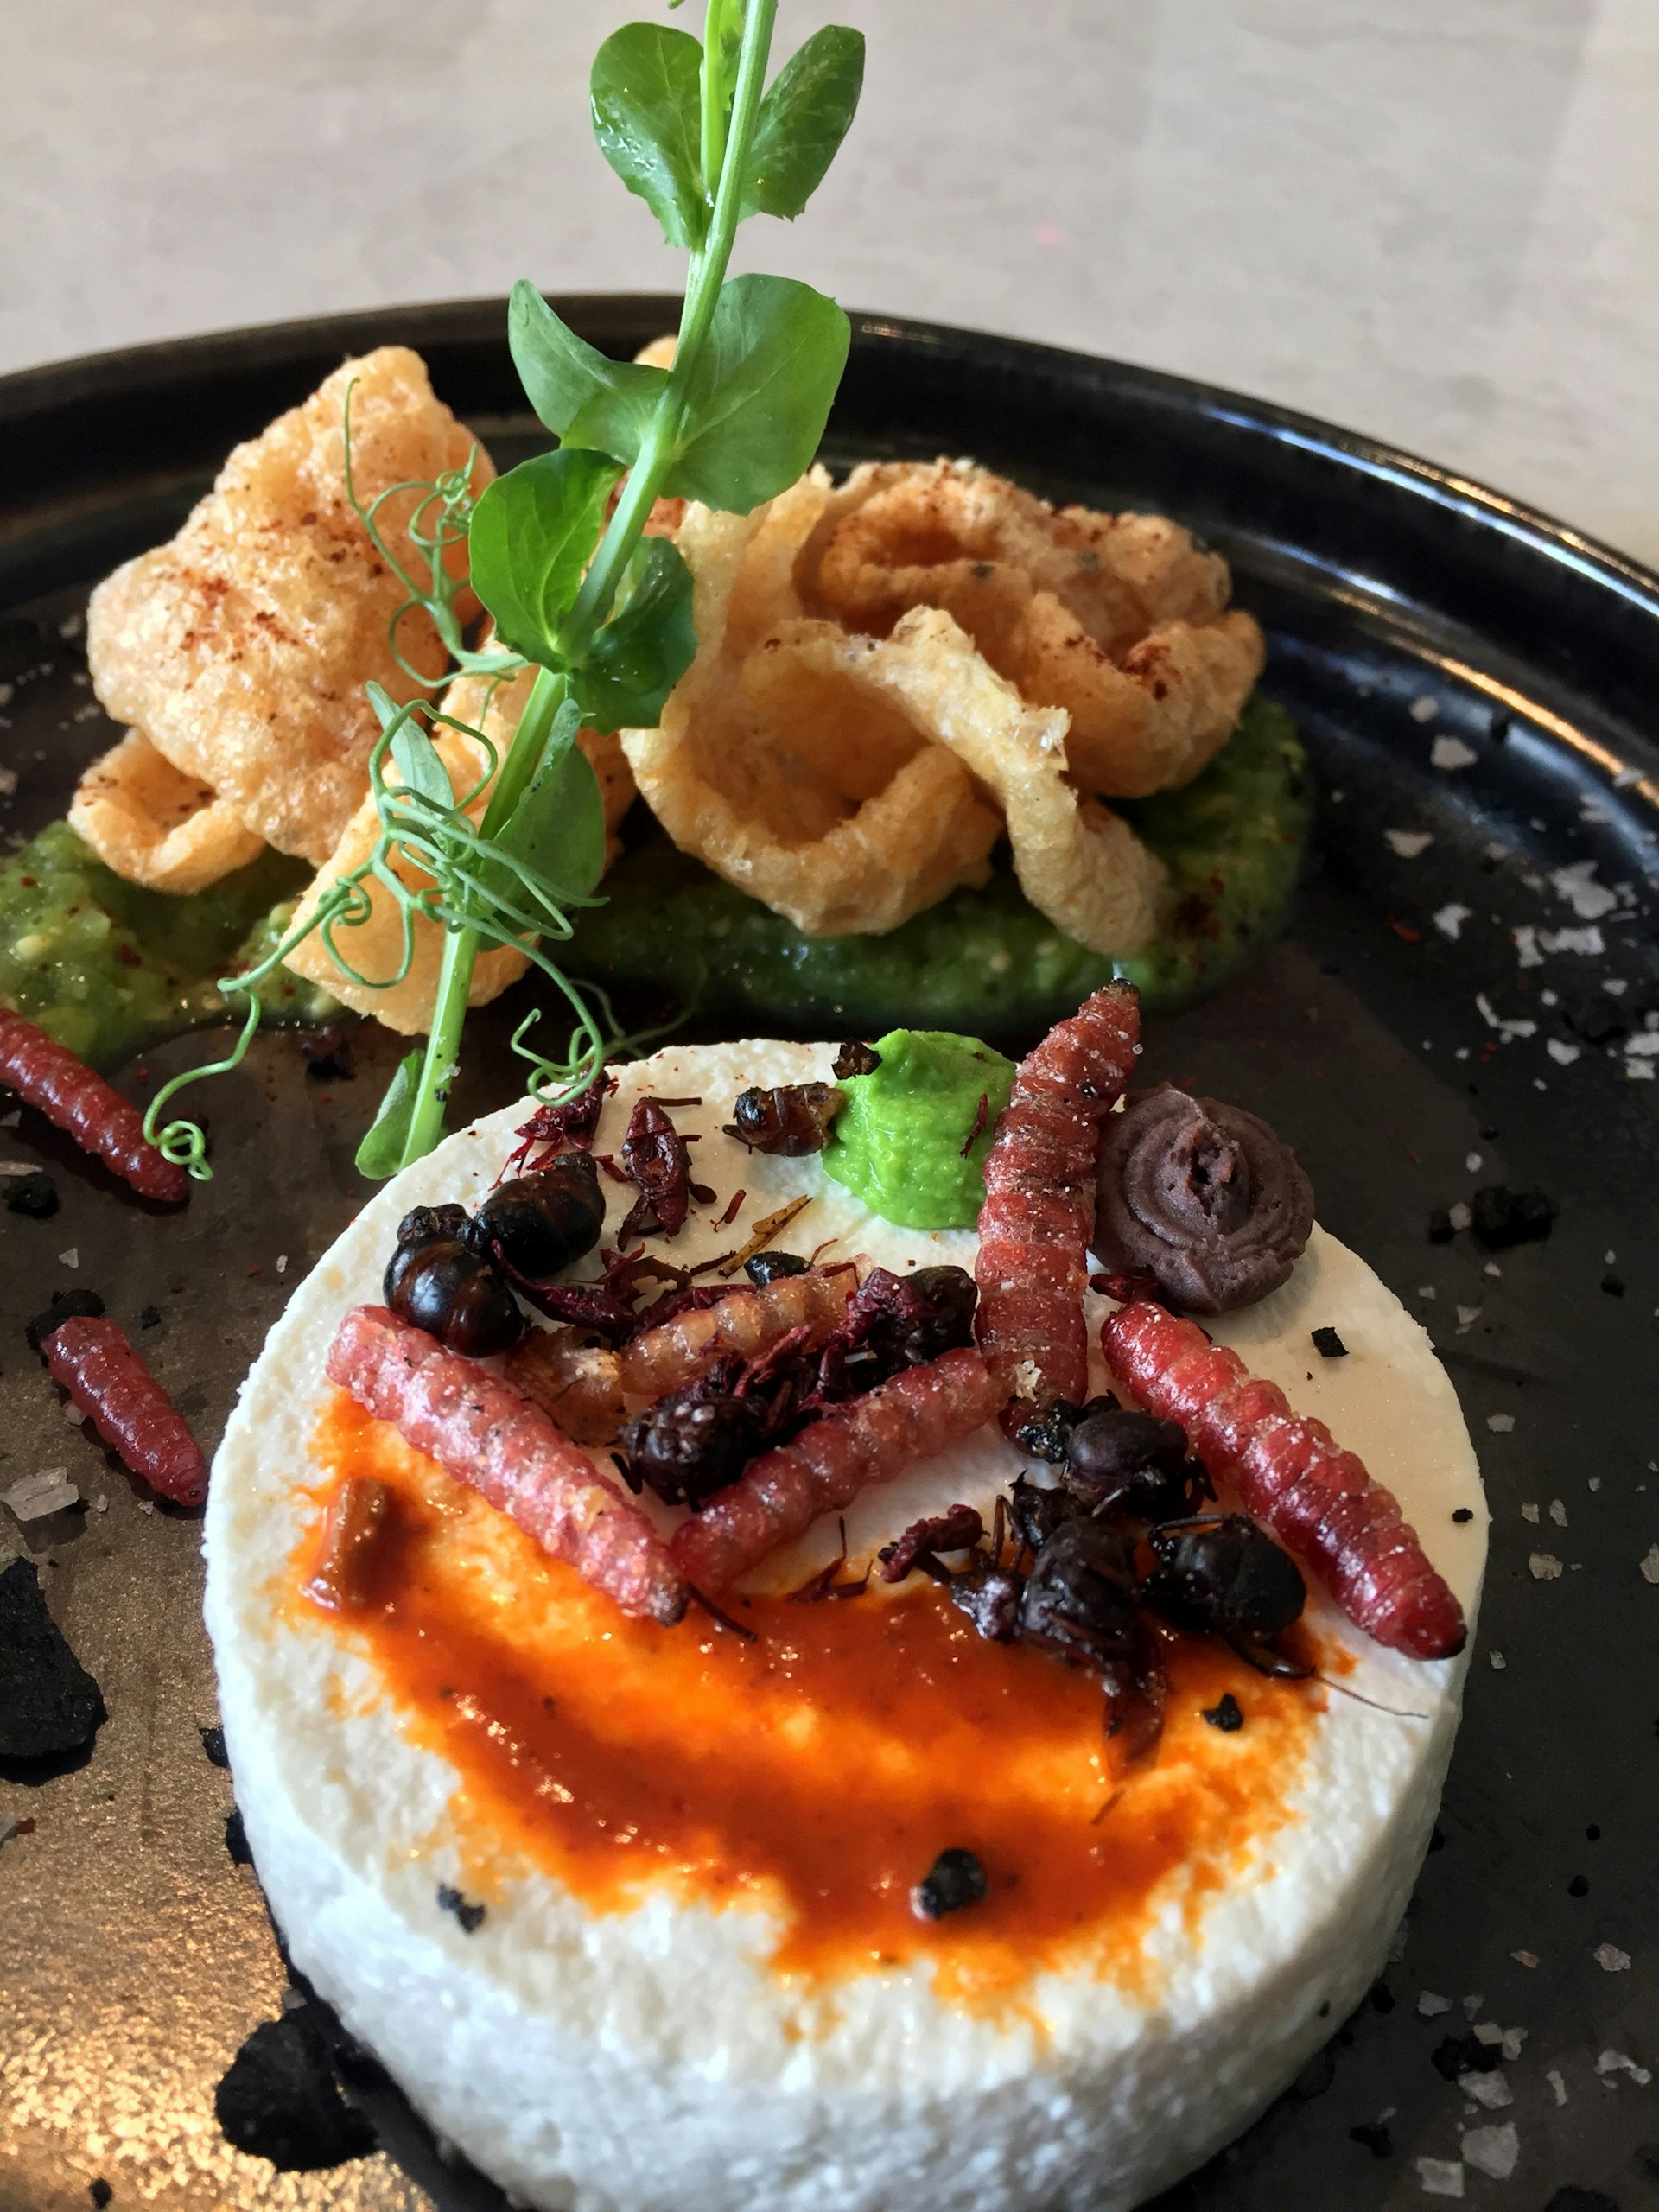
xmin=3 ymin=0 xmax=1655 ymax=564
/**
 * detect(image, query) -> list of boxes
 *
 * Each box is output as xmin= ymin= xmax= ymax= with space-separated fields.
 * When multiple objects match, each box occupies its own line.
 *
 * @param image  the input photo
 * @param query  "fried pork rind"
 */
xmin=67 ymin=731 xmax=265 ymax=894
xmin=876 ymin=607 xmax=1171 ymax=958
xmin=86 ymin=346 xmax=493 ymax=868
xmin=801 ymin=459 xmax=1264 ymax=798
xmin=620 ymin=501 xmax=1001 ymax=937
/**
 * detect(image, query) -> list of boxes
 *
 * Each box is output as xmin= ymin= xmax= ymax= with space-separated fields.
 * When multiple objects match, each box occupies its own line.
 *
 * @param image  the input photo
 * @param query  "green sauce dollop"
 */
xmin=567 ymin=694 xmax=1310 ymax=1038
xmin=0 ymin=821 xmax=338 ymax=1066
xmin=823 ymin=1029 xmax=1016 ymax=1230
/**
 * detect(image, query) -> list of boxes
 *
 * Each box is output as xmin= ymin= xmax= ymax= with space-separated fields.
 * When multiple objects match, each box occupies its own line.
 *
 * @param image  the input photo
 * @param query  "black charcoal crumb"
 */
xmin=1350 ymin=2120 xmax=1393 ymax=2158
xmin=1432 ymin=2031 xmax=1501 ymax=2081
xmin=1370 ymin=1980 xmax=1395 ymax=2013
xmin=1587 ymin=1824 xmax=1601 ymax=1841
xmin=213 ymin=2014 xmax=375 ymax=2172
xmin=4 ymin=1170 xmax=58 ymax=1218
xmin=1452 ymin=1507 xmax=1474 ymax=1524
xmin=25 ymin=1286 xmax=105 ymax=1351
xmin=1542 ymin=2191 xmax=1621 ymax=2212
xmin=1602 ymin=1272 xmax=1626 ymax=1297
xmin=199 ymin=1723 xmax=228 ymax=1769
xmin=1311 ymin=1326 xmax=1348 ymax=1358
xmin=226 ymin=1808 xmax=252 ymax=1866
xmin=910 ymin=1847 xmax=988 ymax=1920
xmin=435 ymin=1883 xmax=486 ymax=1934
xmin=88 ymin=2183 xmax=112 ymax=2209
xmin=1291 ymin=2044 xmax=1335 ymax=2098
xmin=138 ymin=1304 xmax=162 ymax=1330
xmin=1567 ymin=1873 xmax=1589 ymax=1897
xmin=1471 ymin=1183 xmax=1558 ymax=1249
xmin=1488 ymin=709 xmax=1511 ymax=742
xmin=1427 ymin=1207 xmax=1455 ymax=1244
xmin=300 ymin=1026 xmax=356 ymax=1083
xmin=0 ymin=1556 xmax=105 ymax=1772
xmin=1202 ymin=1692 xmax=1244 ymax=1732
xmin=1429 ymin=1826 xmax=1446 ymax=1851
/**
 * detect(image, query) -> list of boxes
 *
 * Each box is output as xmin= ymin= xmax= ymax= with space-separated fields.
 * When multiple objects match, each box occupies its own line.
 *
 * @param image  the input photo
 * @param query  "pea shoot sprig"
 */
xmin=143 ymin=0 xmax=863 ymax=1182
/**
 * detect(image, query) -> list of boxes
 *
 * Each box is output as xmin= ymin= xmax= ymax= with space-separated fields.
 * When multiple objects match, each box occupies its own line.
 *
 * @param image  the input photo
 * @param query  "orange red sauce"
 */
xmin=298 ymin=1391 xmax=1323 ymax=2010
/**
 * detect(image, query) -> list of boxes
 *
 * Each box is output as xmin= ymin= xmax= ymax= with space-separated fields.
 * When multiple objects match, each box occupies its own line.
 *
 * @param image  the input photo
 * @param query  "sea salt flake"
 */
xmin=1552 ymin=860 xmax=1618 ymax=920
xmin=1594 ymin=1943 xmax=1631 ymax=1972
xmin=1548 ymin=1499 xmax=1567 ymax=1526
xmin=1488 ymin=1413 xmax=1515 ymax=1433
xmin=1416 ymin=2157 xmax=1465 ymax=2197
xmin=1484 ymin=841 xmax=1510 ymax=861
xmin=1387 ymin=829 xmax=1434 ymax=858
xmin=1547 ymin=1039 xmax=1581 ymax=1066
xmin=1588 ymin=1478 xmax=1601 ymax=1492
xmin=1597 ymin=2049 xmax=1652 ymax=2084
xmin=1434 ymin=899 xmax=1471 ymax=936
xmin=56 ymin=1247 xmax=78 ymax=1268
xmin=1455 ymin=1305 xmax=1481 ymax=1326
xmin=1432 ymin=735 xmax=1478 ymax=771
xmin=1546 ymin=2067 xmax=1566 ymax=2101
xmin=276 ymin=1254 xmax=289 ymax=1275
xmin=1417 ymin=1286 xmax=1437 ymax=1301
xmin=1540 ymin=925 xmax=1605 ymax=956
xmin=3 ymin=1466 xmax=79 ymax=1521
xmin=1529 ymin=1554 xmax=1563 ymax=1580
xmin=1417 ymin=1990 xmax=1453 ymax=2017
xmin=1638 ymin=1545 xmax=1659 ymax=1586
xmin=1475 ymin=991 xmax=1536 ymax=1042
xmin=1500 ymin=2027 xmax=1527 ymax=2060
xmin=1624 ymin=1030 xmax=1659 ymax=1057
xmin=1410 ymin=696 xmax=1440 ymax=725
xmin=1627 ymin=1058 xmax=1656 ymax=1081
xmin=1511 ymin=1949 xmax=1538 ymax=1969
xmin=1521 ymin=1503 xmax=1540 ymax=1522
xmin=1465 ymin=1998 xmax=1489 ymax=2023
xmin=1614 ymin=766 xmax=1642 ymax=787
xmin=1605 ymin=978 xmax=1628 ymax=995
xmin=1484 ymin=1262 xmax=1502 ymax=1277
xmin=1513 ymin=925 xmax=1543 ymax=969
xmin=1460 ymin=2123 xmax=1518 ymax=2180
xmin=1459 ymin=2070 xmax=1512 ymax=2108
xmin=1465 ymin=1151 xmax=1482 ymax=1173
xmin=1448 ymin=1202 xmax=1471 ymax=1230
xmin=1489 ymin=1651 xmax=1506 ymax=1670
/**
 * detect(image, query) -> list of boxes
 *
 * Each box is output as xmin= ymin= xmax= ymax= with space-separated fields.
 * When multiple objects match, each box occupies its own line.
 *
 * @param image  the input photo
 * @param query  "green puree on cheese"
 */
xmin=823 ymin=1029 xmax=1016 ymax=1230
xmin=0 ymin=820 xmax=337 ymax=1066
xmin=568 ymin=695 xmax=1310 ymax=1038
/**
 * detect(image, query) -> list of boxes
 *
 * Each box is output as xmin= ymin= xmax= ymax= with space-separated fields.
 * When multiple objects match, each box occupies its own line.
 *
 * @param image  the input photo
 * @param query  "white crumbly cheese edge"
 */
xmin=207 ymin=1040 xmax=1487 ymax=2212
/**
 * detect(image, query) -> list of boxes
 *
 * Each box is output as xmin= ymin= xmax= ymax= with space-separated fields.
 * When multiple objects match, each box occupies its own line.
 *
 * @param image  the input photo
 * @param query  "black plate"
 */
xmin=1 ymin=301 xmax=1656 ymax=2212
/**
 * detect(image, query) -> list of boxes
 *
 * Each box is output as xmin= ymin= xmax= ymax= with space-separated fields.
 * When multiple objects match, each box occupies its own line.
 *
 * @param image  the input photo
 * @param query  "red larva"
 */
xmin=1102 ymin=1298 xmax=1466 ymax=1661
xmin=43 ymin=1317 xmax=208 ymax=1506
xmin=326 ymin=1305 xmax=686 ymax=1625
xmin=974 ymin=983 xmax=1141 ymax=1434
xmin=670 ymin=1346 xmax=1006 ymax=1596
xmin=0 ymin=1007 xmax=188 ymax=1203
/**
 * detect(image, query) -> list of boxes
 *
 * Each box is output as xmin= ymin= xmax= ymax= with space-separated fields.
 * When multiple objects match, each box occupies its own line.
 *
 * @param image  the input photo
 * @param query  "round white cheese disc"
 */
xmin=206 ymin=1040 xmax=1487 ymax=2212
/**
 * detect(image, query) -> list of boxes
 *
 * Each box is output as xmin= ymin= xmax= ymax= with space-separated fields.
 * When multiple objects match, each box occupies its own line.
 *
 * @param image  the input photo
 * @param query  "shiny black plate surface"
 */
xmin=0 ymin=301 xmax=1655 ymax=2211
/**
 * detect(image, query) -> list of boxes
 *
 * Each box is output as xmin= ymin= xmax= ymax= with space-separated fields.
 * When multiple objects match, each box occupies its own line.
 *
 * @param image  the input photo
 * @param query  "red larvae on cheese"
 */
xmin=0 ymin=1007 xmax=188 ymax=1203
xmin=325 ymin=1305 xmax=686 ymax=1625
xmin=974 ymin=983 xmax=1141 ymax=1435
xmin=1101 ymin=1297 xmax=1466 ymax=1661
xmin=669 ymin=1346 xmax=1007 ymax=1596
xmin=43 ymin=1316 xmax=207 ymax=1505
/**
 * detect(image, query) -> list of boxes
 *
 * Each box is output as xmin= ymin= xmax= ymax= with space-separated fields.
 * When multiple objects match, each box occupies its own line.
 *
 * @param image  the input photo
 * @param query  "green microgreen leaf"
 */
xmin=562 ymin=362 xmax=671 ymax=471
xmin=508 ymin=282 xmax=666 ymax=448
xmin=741 ymin=27 xmax=864 ymax=220
xmin=380 ymin=702 xmax=456 ymax=813
xmin=355 ymin=1049 xmax=425 ymax=1179
xmin=571 ymin=537 xmax=696 ymax=733
xmin=468 ymin=448 xmax=623 ymax=667
xmin=491 ymin=702 xmax=609 ymax=905
xmin=664 ymin=272 xmax=850 ymax=511
xmin=590 ymin=22 xmax=708 ymax=249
